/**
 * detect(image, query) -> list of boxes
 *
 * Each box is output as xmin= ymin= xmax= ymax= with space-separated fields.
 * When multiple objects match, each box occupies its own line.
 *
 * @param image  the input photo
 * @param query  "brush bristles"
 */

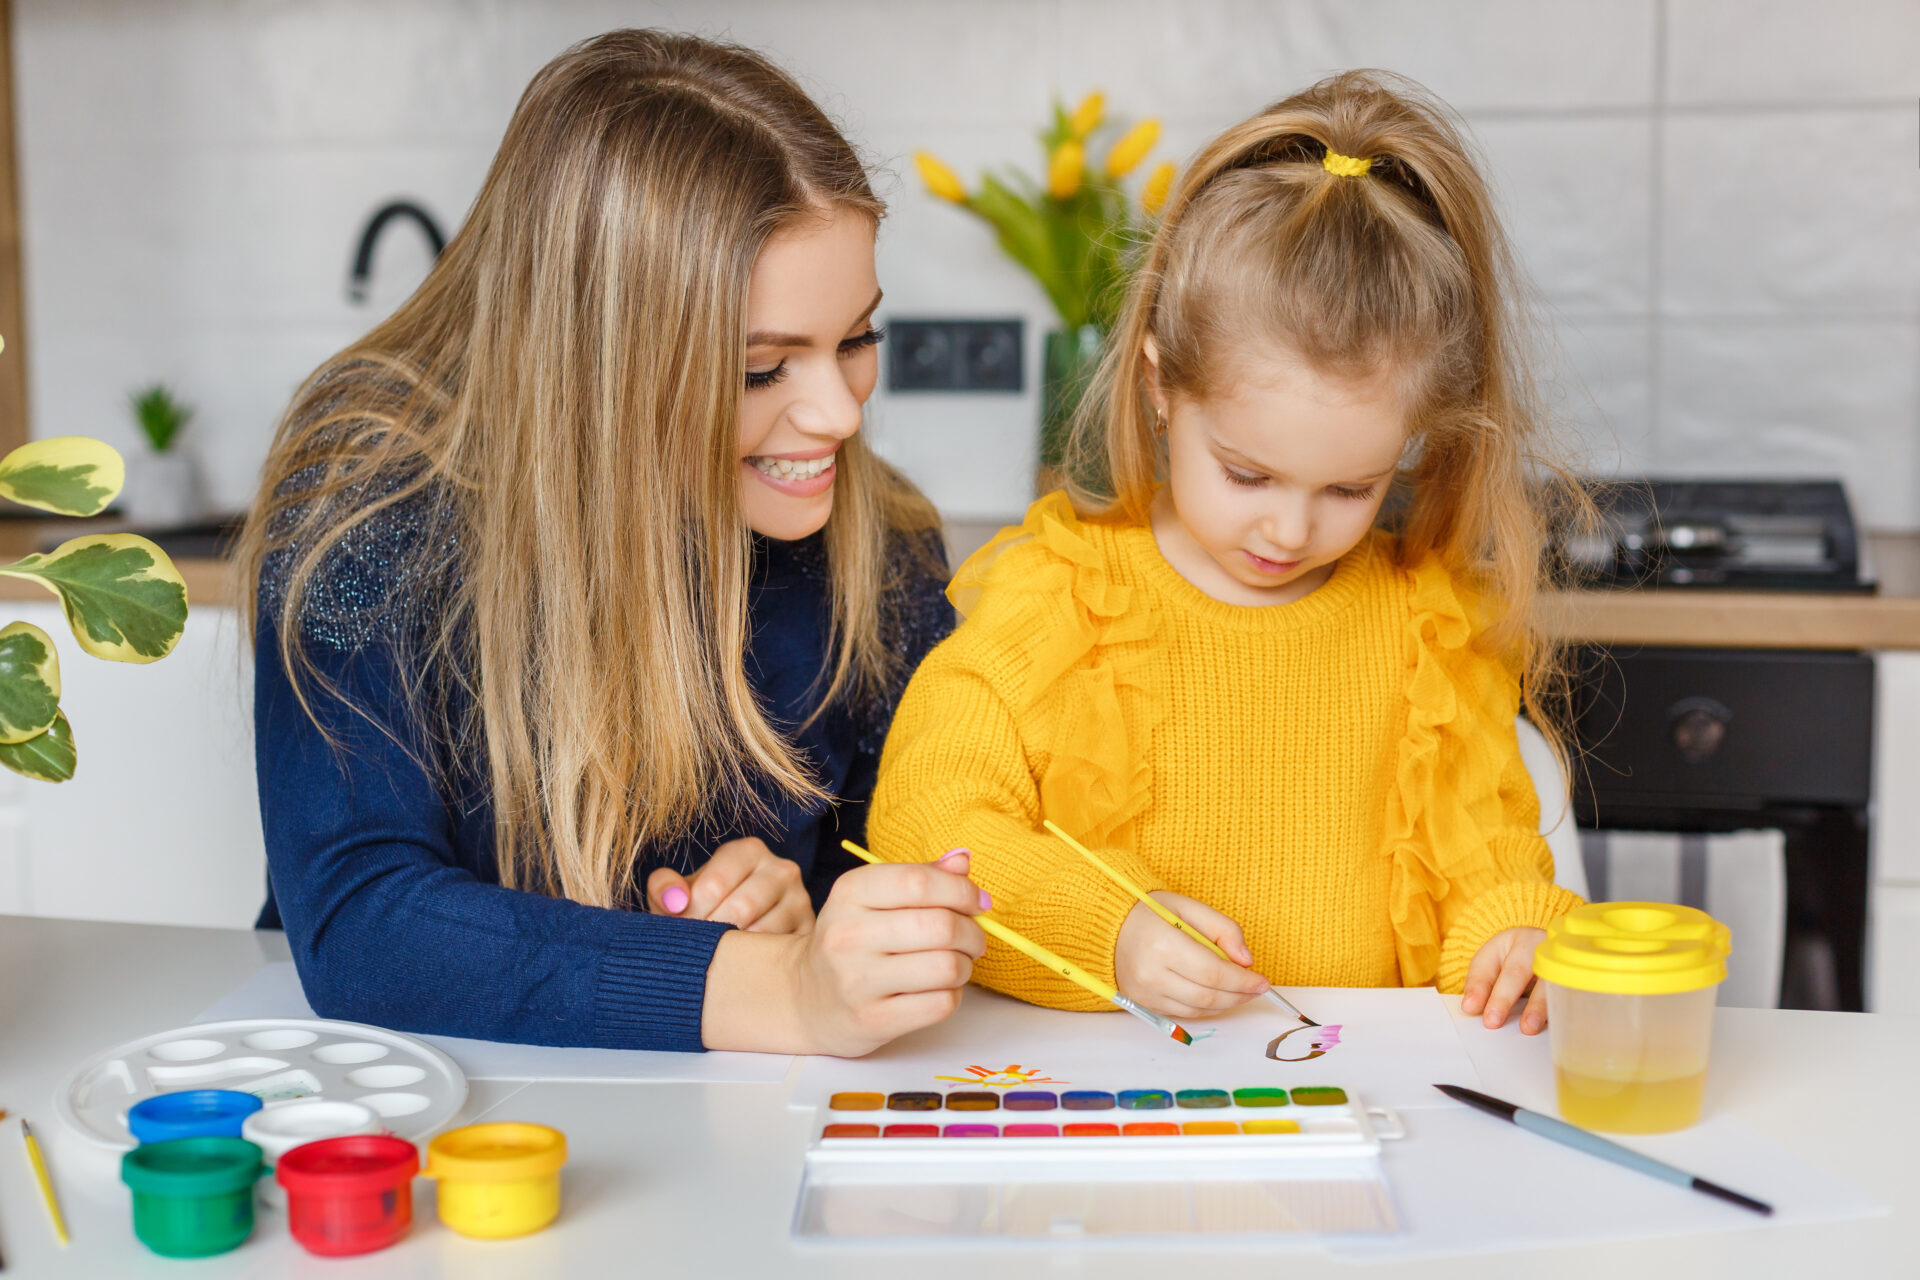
xmin=1169 ymin=1024 xmax=1194 ymax=1045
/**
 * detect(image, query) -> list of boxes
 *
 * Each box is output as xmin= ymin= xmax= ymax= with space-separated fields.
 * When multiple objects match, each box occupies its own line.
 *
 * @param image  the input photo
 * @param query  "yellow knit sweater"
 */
xmin=870 ymin=492 xmax=1583 ymax=1010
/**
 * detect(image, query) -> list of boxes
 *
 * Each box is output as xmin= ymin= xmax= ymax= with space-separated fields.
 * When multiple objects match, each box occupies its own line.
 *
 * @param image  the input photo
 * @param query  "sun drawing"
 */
xmin=932 ymin=1063 xmax=1063 ymax=1087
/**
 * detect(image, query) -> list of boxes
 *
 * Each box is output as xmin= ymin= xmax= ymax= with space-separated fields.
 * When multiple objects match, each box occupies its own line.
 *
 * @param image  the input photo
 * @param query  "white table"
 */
xmin=0 ymin=914 xmax=1913 ymax=1278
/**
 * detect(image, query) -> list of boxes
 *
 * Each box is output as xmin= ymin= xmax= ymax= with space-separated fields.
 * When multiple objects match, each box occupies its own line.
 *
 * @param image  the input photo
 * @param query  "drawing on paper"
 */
xmin=932 ymin=1063 xmax=1065 ymax=1088
xmin=1265 ymin=1024 xmax=1343 ymax=1062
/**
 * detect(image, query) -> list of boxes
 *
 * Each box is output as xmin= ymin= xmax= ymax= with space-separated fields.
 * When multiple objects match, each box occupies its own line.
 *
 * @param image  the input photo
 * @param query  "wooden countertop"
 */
xmin=1540 ymin=532 xmax=1920 ymax=650
xmin=3 ymin=519 xmax=1914 ymax=650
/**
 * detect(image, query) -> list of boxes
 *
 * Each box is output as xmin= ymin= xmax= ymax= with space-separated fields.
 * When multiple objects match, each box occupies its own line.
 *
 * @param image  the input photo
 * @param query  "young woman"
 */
xmin=238 ymin=30 xmax=987 ymax=1057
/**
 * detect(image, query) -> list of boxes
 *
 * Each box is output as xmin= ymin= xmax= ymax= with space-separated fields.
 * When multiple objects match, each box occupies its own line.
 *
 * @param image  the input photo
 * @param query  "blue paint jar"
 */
xmin=128 ymin=1090 xmax=263 ymax=1145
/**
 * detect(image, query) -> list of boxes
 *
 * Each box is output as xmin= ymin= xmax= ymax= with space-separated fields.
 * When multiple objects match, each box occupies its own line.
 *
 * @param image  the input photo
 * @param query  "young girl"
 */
xmin=871 ymin=70 xmax=1585 ymax=1036
xmin=239 ymin=31 xmax=988 ymax=1057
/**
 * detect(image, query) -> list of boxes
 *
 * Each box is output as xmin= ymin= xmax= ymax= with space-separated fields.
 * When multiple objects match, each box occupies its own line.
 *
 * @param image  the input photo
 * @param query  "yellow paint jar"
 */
xmin=1534 ymin=902 xmax=1731 ymax=1134
xmin=421 ymin=1123 xmax=567 ymax=1239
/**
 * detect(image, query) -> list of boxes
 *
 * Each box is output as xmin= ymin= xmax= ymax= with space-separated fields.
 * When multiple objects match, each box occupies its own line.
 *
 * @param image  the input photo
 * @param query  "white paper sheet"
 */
xmin=1326 ymin=1108 xmax=1885 ymax=1263
xmin=192 ymin=962 xmax=793 ymax=1084
xmin=790 ymin=984 xmax=1480 ymax=1111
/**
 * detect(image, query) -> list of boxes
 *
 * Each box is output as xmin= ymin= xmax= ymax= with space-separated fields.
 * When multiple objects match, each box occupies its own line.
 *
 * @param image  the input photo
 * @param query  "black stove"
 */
xmin=1557 ymin=478 xmax=1874 ymax=593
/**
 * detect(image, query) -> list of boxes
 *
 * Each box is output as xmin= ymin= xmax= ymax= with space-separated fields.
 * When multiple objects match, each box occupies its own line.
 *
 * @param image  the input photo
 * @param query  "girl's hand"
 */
xmin=783 ymin=851 xmax=989 ymax=1056
xmin=647 ymin=837 xmax=813 ymax=934
xmin=1113 ymin=891 xmax=1269 ymax=1020
xmin=1461 ymin=926 xmax=1549 ymax=1034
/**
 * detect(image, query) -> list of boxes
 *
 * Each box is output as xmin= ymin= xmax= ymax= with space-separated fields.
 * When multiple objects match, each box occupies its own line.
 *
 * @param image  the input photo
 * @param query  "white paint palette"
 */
xmin=56 ymin=1018 xmax=468 ymax=1152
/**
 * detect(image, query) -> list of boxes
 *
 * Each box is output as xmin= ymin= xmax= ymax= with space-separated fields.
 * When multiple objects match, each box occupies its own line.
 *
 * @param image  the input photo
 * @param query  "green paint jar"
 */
xmin=121 ymin=1137 xmax=264 ymax=1257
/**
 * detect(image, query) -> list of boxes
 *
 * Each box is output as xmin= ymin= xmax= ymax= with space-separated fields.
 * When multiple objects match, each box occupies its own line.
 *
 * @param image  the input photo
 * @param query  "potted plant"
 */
xmin=127 ymin=383 xmax=201 ymax=526
xmin=915 ymin=92 xmax=1173 ymax=485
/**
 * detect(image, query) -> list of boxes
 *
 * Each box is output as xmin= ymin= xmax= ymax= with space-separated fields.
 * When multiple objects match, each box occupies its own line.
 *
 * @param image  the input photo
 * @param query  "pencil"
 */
xmin=839 ymin=839 xmax=1206 ymax=1046
xmin=1040 ymin=819 xmax=1318 ymax=1026
xmin=20 ymin=1119 xmax=68 ymax=1247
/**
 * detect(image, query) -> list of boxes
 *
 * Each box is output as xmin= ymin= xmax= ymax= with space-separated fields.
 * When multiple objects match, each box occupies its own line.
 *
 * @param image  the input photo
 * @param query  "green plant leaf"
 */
xmin=0 ymin=534 xmax=188 ymax=664
xmin=973 ymin=174 xmax=1083 ymax=326
xmin=0 ymin=710 xmax=74 ymax=782
xmin=0 ymin=437 xmax=125 ymax=516
xmin=0 ymin=621 xmax=61 ymax=744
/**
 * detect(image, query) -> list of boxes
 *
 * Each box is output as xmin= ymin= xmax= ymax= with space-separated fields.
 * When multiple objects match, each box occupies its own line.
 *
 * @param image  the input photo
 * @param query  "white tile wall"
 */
xmin=13 ymin=0 xmax=1920 ymax=526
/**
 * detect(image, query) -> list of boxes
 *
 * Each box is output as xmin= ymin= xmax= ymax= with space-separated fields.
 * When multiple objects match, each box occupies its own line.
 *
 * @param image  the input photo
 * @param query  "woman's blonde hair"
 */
xmin=235 ymin=29 xmax=940 ymax=907
xmin=1070 ymin=69 xmax=1588 ymax=747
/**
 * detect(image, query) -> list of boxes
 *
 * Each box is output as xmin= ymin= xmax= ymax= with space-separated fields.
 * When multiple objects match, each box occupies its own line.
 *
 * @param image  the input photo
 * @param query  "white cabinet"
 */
xmin=0 ymin=601 xmax=265 ymax=929
xmin=1870 ymin=651 xmax=1920 ymax=1012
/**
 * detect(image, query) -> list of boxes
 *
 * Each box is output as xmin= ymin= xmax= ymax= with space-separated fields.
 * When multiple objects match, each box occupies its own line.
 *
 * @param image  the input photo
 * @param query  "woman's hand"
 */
xmin=647 ymin=837 xmax=813 ymax=934
xmin=1461 ymin=927 xmax=1549 ymax=1034
xmin=701 ymin=849 xmax=988 ymax=1056
xmin=1113 ymin=890 xmax=1269 ymax=1020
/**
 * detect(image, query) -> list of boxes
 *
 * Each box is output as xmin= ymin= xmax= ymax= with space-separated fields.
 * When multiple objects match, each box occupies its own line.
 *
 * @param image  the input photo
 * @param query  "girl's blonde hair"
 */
xmin=1070 ymin=69 xmax=1587 ymax=746
xmin=235 ymin=29 xmax=940 ymax=907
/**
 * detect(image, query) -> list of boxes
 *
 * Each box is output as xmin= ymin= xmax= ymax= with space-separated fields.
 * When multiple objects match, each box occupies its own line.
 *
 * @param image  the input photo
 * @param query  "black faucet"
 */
xmin=347 ymin=200 xmax=447 ymax=304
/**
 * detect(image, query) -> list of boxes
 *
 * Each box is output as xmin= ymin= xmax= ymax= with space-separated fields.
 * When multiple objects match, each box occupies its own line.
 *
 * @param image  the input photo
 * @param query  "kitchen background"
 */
xmin=2 ymin=1 xmax=1917 ymax=1009
xmin=20 ymin=0 xmax=1920 ymax=526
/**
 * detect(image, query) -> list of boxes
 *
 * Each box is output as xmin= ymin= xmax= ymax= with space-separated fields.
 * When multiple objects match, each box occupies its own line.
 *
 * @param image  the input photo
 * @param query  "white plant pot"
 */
xmin=125 ymin=452 xmax=201 ymax=527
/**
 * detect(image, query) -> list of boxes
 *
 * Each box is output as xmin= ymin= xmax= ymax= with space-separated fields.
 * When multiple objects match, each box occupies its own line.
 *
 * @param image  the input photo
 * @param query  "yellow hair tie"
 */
xmin=1322 ymin=149 xmax=1372 ymax=178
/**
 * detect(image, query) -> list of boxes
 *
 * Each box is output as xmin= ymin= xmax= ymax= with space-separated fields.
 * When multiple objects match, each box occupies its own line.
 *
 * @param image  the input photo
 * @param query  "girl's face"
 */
xmin=737 ymin=205 xmax=884 ymax=541
xmin=1146 ymin=339 xmax=1408 ymax=606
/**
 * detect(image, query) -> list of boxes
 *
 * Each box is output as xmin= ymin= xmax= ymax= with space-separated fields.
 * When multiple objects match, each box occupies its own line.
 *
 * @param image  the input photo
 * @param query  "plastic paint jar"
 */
xmin=276 ymin=1134 xmax=421 ymax=1257
xmin=422 ymin=1123 xmax=567 ymax=1239
xmin=1534 ymin=901 xmax=1732 ymax=1134
xmin=120 ymin=1137 xmax=264 ymax=1257
xmin=128 ymin=1089 xmax=263 ymax=1145
xmin=242 ymin=1099 xmax=382 ymax=1208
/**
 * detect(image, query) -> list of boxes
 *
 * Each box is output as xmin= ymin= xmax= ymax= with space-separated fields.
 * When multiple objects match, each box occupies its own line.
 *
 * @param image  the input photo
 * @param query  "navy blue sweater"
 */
xmin=254 ymin=513 xmax=952 ymax=1051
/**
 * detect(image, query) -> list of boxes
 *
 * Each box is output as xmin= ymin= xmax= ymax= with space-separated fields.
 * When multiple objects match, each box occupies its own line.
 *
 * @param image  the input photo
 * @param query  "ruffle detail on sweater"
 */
xmin=947 ymin=491 xmax=1162 ymax=849
xmin=1383 ymin=555 xmax=1513 ymax=988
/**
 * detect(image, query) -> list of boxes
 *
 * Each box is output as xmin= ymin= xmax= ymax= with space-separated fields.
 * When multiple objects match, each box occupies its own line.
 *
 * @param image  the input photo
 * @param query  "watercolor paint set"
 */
xmin=794 ymin=1081 xmax=1406 ymax=1240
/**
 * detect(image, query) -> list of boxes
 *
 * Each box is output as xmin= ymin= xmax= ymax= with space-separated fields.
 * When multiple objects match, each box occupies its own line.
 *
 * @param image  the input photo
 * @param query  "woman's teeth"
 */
xmin=751 ymin=454 xmax=834 ymax=480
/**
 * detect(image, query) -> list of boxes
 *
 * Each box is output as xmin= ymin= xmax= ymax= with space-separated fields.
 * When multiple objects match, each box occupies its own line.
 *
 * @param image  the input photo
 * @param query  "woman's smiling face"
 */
xmin=736 ymin=205 xmax=884 ymax=541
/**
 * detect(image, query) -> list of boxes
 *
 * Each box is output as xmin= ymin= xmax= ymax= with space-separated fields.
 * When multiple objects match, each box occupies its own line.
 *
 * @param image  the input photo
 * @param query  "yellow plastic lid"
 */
xmin=1532 ymin=901 xmax=1731 ymax=995
xmin=422 ymin=1123 xmax=567 ymax=1183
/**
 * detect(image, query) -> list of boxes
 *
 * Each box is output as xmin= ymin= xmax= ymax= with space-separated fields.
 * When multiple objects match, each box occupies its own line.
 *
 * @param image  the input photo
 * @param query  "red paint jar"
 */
xmin=275 ymin=1134 xmax=420 ymax=1257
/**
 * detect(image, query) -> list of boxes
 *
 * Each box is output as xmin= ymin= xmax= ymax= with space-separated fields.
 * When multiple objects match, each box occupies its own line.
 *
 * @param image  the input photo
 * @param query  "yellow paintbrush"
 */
xmin=1041 ymin=819 xmax=1317 ymax=1025
xmin=21 ymin=1116 xmax=69 ymax=1246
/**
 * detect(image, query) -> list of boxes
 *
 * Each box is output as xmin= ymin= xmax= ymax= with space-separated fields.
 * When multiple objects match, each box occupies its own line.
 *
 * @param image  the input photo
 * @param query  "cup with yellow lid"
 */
xmin=1532 ymin=901 xmax=1732 ymax=1134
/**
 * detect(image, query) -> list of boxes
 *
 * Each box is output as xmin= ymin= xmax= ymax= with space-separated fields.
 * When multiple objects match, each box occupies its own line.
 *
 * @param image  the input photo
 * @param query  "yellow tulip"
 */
xmin=1141 ymin=160 xmax=1176 ymax=216
xmin=1104 ymin=118 xmax=1161 ymax=179
xmin=1047 ymin=139 xmax=1086 ymax=199
xmin=913 ymin=150 xmax=968 ymax=204
xmin=1067 ymin=91 xmax=1105 ymax=140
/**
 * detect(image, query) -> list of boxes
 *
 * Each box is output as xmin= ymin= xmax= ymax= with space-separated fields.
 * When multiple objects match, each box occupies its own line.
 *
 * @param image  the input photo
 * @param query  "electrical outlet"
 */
xmin=888 ymin=318 xmax=1024 ymax=393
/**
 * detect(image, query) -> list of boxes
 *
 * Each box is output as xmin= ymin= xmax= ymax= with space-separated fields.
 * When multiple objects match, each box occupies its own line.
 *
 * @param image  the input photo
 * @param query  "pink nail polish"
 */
xmin=978 ymin=889 xmax=993 ymax=912
xmin=937 ymin=848 xmax=971 ymax=866
xmin=662 ymin=885 xmax=689 ymax=914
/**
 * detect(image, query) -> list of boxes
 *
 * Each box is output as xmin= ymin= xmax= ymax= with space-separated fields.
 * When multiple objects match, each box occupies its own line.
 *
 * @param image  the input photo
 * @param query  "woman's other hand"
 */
xmin=648 ymin=837 xmax=813 ymax=934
